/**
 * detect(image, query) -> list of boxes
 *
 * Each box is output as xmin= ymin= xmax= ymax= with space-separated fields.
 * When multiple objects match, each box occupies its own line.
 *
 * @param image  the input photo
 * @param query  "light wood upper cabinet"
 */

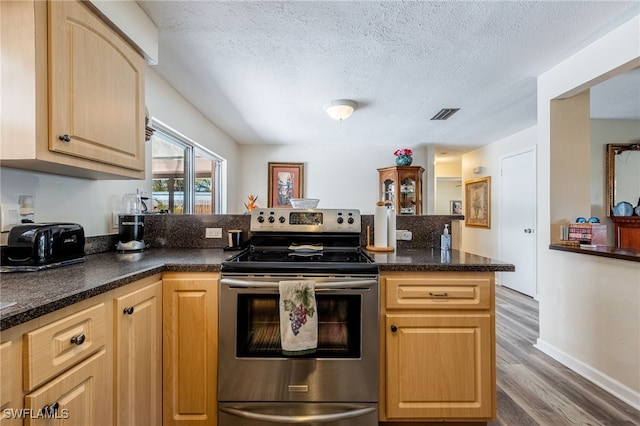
xmin=380 ymin=272 xmax=496 ymax=422
xmin=163 ymin=273 xmax=219 ymax=426
xmin=114 ymin=280 xmax=162 ymax=426
xmin=0 ymin=0 xmax=145 ymax=179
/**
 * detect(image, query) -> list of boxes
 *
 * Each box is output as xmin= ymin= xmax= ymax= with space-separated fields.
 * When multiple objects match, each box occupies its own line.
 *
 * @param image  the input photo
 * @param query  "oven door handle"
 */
xmin=220 ymin=404 xmax=376 ymax=423
xmin=220 ymin=278 xmax=377 ymax=289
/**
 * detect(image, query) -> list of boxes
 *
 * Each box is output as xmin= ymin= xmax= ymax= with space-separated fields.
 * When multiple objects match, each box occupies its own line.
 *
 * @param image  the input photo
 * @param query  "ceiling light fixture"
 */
xmin=323 ymin=99 xmax=357 ymax=121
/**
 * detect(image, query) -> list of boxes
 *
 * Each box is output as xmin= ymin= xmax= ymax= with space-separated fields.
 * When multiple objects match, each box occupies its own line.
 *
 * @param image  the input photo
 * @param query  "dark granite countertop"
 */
xmin=549 ymin=244 xmax=640 ymax=262
xmin=367 ymin=248 xmax=516 ymax=272
xmin=0 ymin=248 xmax=513 ymax=331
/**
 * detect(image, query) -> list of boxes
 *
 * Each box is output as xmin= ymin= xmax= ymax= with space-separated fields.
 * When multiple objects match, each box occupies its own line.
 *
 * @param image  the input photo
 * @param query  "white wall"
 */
xmin=236 ymin=144 xmax=430 ymax=214
xmin=460 ymin=125 xmax=537 ymax=259
xmin=145 ymin=69 xmax=241 ymax=214
xmin=537 ymin=14 xmax=640 ymax=408
xmin=434 ymin=162 xmax=462 ymax=215
xmin=434 ymin=179 xmax=461 ymax=215
xmin=0 ymin=68 xmax=240 ymax=237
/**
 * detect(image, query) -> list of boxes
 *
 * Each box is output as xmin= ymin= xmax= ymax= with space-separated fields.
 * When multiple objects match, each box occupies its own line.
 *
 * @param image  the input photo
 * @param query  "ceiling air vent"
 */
xmin=431 ymin=108 xmax=460 ymax=120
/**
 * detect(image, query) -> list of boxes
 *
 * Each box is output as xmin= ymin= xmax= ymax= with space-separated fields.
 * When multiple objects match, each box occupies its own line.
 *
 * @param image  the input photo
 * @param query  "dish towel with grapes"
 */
xmin=279 ymin=280 xmax=318 ymax=355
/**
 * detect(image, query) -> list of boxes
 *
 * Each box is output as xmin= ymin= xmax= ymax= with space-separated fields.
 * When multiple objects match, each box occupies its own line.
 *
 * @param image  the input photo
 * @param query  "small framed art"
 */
xmin=465 ymin=176 xmax=490 ymax=228
xmin=267 ymin=162 xmax=304 ymax=208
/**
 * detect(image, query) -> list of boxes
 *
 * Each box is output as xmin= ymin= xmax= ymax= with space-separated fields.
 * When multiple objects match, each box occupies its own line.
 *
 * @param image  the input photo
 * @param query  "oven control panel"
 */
xmin=250 ymin=208 xmax=361 ymax=233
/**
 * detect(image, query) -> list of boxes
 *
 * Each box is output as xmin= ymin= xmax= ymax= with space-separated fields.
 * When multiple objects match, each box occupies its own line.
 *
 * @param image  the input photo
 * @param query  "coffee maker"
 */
xmin=116 ymin=193 xmax=146 ymax=251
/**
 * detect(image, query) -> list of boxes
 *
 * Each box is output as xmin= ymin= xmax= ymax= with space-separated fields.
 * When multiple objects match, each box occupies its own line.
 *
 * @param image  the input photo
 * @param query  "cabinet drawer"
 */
xmin=23 ymin=303 xmax=105 ymax=391
xmin=24 ymin=350 xmax=107 ymax=426
xmin=386 ymin=276 xmax=490 ymax=310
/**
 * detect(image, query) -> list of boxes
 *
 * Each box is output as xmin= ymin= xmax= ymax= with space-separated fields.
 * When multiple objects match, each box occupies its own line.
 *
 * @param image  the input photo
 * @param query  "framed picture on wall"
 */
xmin=464 ymin=176 xmax=490 ymax=228
xmin=450 ymin=200 xmax=462 ymax=215
xmin=268 ymin=162 xmax=304 ymax=208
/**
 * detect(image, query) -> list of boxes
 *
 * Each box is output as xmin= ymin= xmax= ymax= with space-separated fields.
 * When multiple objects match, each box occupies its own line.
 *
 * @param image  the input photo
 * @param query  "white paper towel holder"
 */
xmin=365 ymin=225 xmax=394 ymax=252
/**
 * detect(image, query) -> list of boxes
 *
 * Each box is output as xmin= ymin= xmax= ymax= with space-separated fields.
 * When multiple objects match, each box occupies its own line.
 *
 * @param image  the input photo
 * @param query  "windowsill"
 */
xmin=549 ymin=244 xmax=640 ymax=262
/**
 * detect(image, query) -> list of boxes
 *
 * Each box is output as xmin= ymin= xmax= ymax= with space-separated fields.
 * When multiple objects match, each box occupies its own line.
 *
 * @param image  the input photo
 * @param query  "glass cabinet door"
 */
xmin=381 ymin=179 xmax=395 ymax=205
xmin=399 ymin=177 xmax=416 ymax=214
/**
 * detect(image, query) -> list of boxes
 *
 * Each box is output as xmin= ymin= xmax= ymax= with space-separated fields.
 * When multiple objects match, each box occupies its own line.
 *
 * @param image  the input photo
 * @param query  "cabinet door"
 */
xmin=0 ymin=340 xmax=20 ymax=426
xmin=24 ymin=350 xmax=108 ymax=426
xmin=48 ymin=0 xmax=145 ymax=171
xmin=114 ymin=281 xmax=162 ymax=426
xmin=163 ymin=273 xmax=219 ymax=426
xmin=385 ymin=313 xmax=493 ymax=420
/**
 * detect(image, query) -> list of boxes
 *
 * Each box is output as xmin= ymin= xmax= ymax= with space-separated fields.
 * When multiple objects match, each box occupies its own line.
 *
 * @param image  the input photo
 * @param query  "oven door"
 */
xmin=218 ymin=274 xmax=379 ymax=403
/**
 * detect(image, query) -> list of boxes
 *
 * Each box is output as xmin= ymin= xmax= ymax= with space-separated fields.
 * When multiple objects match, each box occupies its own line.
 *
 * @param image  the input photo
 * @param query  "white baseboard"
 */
xmin=535 ymin=338 xmax=640 ymax=411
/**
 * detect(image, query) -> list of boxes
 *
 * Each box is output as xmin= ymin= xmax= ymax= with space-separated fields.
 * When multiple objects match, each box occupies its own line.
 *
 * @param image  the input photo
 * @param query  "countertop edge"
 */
xmin=549 ymin=244 xmax=640 ymax=262
xmin=1 ymin=248 xmax=512 ymax=330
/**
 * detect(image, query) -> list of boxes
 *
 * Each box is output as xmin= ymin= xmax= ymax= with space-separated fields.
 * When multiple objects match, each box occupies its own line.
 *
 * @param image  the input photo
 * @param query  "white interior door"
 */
xmin=499 ymin=148 xmax=537 ymax=298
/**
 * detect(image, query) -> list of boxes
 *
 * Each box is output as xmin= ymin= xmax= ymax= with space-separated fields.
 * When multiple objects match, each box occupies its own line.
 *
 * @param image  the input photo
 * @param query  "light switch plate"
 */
xmin=206 ymin=227 xmax=222 ymax=238
xmin=0 ymin=204 xmax=20 ymax=232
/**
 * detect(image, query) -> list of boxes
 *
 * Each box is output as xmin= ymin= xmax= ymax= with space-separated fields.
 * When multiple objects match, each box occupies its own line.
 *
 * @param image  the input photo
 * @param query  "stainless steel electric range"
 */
xmin=219 ymin=208 xmax=379 ymax=425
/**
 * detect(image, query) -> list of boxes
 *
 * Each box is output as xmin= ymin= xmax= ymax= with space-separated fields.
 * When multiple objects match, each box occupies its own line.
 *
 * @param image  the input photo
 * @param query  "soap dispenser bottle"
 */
xmin=441 ymin=224 xmax=451 ymax=250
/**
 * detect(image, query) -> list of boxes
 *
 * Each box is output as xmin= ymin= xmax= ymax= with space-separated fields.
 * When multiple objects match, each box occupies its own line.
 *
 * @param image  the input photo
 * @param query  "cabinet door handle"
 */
xmin=429 ymin=292 xmax=448 ymax=297
xmin=58 ymin=134 xmax=71 ymax=142
xmin=70 ymin=334 xmax=86 ymax=345
xmin=43 ymin=402 xmax=59 ymax=416
xmin=123 ymin=306 xmax=135 ymax=315
xmin=390 ymin=325 xmax=398 ymax=332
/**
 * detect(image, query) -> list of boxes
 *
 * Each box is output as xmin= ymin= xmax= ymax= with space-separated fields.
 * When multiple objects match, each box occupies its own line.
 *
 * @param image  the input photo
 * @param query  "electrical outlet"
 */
xmin=205 ymin=227 xmax=222 ymax=238
xmin=396 ymin=230 xmax=412 ymax=241
xmin=111 ymin=211 xmax=120 ymax=229
xmin=0 ymin=204 xmax=20 ymax=232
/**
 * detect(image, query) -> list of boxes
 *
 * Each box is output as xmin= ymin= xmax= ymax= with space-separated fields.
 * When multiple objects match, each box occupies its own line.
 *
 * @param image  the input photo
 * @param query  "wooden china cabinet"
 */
xmin=378 ymin=166 xmax=425 ymax=215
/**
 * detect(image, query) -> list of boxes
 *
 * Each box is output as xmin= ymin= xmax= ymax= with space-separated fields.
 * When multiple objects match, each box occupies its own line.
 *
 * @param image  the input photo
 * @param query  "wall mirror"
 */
xmin=606 ymin=143 xmax=640 ymax=216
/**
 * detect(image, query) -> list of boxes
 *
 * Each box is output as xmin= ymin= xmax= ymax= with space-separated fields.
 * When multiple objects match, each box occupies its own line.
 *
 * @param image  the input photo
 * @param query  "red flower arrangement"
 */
xmin=394 ymin=148 xmax=413 ymax=157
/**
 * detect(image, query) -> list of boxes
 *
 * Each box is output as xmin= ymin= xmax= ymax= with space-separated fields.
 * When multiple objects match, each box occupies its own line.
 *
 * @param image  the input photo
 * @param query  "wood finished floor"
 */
xmin=490 ymin=285 xmax=640 ymax=426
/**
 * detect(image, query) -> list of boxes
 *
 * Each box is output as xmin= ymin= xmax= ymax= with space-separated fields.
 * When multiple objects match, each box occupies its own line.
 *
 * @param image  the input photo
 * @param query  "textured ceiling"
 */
xmin=137 ymin=0 xmax=640 ymax=160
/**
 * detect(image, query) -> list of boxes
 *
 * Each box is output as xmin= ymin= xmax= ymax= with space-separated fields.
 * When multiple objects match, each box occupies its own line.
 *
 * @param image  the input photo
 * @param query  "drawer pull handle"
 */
xmin=70 ymin=334 xmax=86 ymax=345
xmin=429 ymin=292 xmax=449 ymax=297
xmin=43 ymin=402 xmax=59 ymax=416
xmin=390 ymin=325 xmax=398 ymax=332
xmin=58 ymin=134 xmax=71 ymax=142
xmin=123 ymin=306 xmax=135 ymax=315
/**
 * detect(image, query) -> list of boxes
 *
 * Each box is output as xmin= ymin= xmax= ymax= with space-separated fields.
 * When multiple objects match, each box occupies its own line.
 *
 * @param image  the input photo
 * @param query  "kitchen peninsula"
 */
xmin=0 ymin=248 xmax=513 ymax=330
xmin=0 ymin=246 xmax=512 ymax=426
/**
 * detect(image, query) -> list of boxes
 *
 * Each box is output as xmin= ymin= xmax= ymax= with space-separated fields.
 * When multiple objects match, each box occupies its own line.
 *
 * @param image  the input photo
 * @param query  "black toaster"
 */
xmin=3 ymin=223 xmax=85 ymax=266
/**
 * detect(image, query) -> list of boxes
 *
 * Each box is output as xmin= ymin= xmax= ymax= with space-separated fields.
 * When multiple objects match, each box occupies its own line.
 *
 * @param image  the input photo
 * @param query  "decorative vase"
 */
xmin=395 ymin=154 xmax=413 ymax=166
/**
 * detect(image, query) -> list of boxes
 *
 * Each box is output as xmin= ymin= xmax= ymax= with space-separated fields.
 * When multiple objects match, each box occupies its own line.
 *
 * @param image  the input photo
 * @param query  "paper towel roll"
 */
xmin=387 ymin=207 xmax=396 ymax=249
xmin=374 ymin=204 xmax=388 ymax=248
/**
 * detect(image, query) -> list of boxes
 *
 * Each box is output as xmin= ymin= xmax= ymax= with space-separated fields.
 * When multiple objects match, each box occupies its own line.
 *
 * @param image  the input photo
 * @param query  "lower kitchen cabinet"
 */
xmin=23 ymin=350 xmax=108 ymax=426
xmin=114 ymin=279 xmax=162 ymax=426
xmin=162 ymin=272 xmax=219 ymax=426
xmin=0 ymin=274 xmax=164 ymax=426
xmin=379 ymin=272 xmax=496 ymax=423
xmin=0 ymin=340 xmax=18 ymax=426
